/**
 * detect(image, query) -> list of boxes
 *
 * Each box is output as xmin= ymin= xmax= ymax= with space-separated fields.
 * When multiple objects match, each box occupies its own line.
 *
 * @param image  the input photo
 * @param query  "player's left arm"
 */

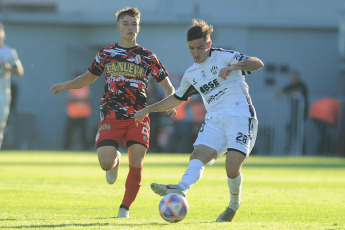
xmin=135 ymin=94 xmax=184 ymax=124
xmin=219 ymin=57 xmax=264 ymax=80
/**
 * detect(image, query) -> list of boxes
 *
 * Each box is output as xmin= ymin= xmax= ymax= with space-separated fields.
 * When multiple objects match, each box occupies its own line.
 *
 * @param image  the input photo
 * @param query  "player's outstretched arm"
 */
xmin=50 ymin=71 xmax=98 ymax=95
xmin=134 ymin=95 xmax=183 ymax=124
xmin=219 ymin=57 xmax=264 ymax=79
xmin=159 ymin=77 xmax=177 ymax=117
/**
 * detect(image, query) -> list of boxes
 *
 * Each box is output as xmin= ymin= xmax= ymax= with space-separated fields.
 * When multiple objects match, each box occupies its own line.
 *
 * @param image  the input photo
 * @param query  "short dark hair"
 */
xmin=187 ymin=19 xmax=213 ymax=42
xmin=115 ymin=7 xmax=141 ymax=22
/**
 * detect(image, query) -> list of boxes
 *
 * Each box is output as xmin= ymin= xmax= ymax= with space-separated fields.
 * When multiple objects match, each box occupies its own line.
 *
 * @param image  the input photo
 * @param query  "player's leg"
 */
xmin=216 ymin=150 xmax=246 ymax=222
xmin=0 ymin=96 xmax=10 ymax=149
xmin=0 ymin=126 xmax=3 ymax=149
xmin=118 ymin=143 xmax=147 ymax=218
xmin=216 ymin=117 xmax=258 ymax=222
xmin=117 ymin=117 xmax=150 ymax=218
xmin=178 ymin=144 xmax=217 ymax=191
xmin=226 ymin=150 xmax=245 ymax=209
xmin=151 ymin=144 xmax=217 ymax=196
xmin=97 ymin=145 xmax=121 ymax=184
xmin=95 ymin=120 xmax=124 ymax=184
xmin=151 ymin=115 xmax=224 ymax=197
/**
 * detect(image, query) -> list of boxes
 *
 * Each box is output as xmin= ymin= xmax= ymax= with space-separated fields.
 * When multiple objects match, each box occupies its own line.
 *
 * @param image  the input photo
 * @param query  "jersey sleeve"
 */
xmin=227 ymin=50 xmax=251 ymax=75
xmin=174 ymin=73 xmax=200 ymax=101
xmin=149 ymin=53 xmax=169 ymax=83
xmin=88 ymin=50 xmax=105 ymax=76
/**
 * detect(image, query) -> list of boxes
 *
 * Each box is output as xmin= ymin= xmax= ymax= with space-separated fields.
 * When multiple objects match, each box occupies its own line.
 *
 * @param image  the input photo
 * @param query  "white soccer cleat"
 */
xmin=117 ymin=207 xmax=129 ymax=218
xmin=150 ymin=183 xmax=186 ymax=197
xmin=106 ymin=151 xmax=121 ymax=184
xmin=216 ymin=207 xmax=238 ymax=222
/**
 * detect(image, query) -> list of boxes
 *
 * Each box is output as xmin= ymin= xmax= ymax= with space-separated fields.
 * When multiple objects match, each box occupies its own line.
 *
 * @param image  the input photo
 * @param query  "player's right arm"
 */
xmin=50 ymin=71 xmax=98 ymax=95
xmin=134 ymin=95 xmax=184 ymax=124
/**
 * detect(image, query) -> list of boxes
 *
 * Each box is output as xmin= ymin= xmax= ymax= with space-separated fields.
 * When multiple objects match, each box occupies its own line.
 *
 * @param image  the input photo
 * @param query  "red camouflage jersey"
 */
xmin=88 ymin=43 xmax=168 ymax=120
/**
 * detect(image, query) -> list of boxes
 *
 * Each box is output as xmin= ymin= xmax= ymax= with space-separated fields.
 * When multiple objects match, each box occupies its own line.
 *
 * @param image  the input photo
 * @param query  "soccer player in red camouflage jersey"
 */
xmin=50 ymin=7 xmax=176 ymax=218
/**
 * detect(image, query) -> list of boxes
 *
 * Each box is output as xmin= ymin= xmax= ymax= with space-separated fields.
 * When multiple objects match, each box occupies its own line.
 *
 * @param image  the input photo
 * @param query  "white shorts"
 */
xmin=194 ymin=114 xmax=258 ymax=161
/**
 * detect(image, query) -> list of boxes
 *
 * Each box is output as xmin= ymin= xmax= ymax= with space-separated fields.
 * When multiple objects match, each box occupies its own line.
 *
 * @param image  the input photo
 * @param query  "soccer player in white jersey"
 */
xmin=134 ymin=19 xmax=264 ymax=222
xmin=0 ymin=23 xmax=24 ymax=149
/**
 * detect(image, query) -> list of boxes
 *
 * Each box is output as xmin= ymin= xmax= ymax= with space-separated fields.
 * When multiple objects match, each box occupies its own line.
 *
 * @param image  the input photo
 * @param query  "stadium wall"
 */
xmin=0 ymin=0 xmax=344 ymax=155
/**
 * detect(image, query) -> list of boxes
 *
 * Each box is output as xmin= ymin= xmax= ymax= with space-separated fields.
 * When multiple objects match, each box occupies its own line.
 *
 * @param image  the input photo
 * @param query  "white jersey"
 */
xmin=175 ymin=48 xmax=256 ymax=119
xmin=0 ymin=45 xmax=20 ymax=96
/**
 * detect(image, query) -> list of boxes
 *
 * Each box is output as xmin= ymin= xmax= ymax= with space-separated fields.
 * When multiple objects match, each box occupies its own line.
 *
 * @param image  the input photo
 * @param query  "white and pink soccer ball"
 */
xmin=158 ymin=193 xmax=189 ymax=223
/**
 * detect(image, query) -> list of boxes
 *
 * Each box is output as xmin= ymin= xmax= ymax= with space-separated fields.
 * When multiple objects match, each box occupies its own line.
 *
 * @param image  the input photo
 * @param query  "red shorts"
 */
xmin=95 ymin=117 xmax=150 ymax=149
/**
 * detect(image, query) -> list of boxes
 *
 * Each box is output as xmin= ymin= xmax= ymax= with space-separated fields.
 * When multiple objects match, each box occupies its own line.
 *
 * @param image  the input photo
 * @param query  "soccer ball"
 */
xmin=158 ymin=193 xmax=188 ymax=223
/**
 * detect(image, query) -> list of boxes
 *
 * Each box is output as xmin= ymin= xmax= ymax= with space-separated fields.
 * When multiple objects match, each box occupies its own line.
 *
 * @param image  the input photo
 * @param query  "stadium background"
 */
xmin=0 ymin=0 xmax=344 ymax=156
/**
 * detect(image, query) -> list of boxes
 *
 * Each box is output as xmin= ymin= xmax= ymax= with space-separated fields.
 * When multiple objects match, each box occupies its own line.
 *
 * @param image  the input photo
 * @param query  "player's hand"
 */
xmin=1 ymin=62 xmax=11 ymax=71
xmin=134 ymin=108 xmax=150 ymax=125
xmin=50 ymin=83 xmax=66 ymax=95
xmin=219 ymin=66 xmax=234 ymax=80
xmin=165 ymin=108 xmax=177 ymax=118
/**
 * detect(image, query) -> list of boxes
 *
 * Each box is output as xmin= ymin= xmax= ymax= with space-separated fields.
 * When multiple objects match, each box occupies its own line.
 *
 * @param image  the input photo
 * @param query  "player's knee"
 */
xmin=99 ymin=161 xmax=114 ymax=171
xmin=226 ymin=169 xmax=240 ymax=179
xmin=98 ymin=155 xmax=115 ymax=171
xmin=97 ymin=146 xmax=118 ymax=171
xmin=190 ymin=146 xmax=217 ymax=164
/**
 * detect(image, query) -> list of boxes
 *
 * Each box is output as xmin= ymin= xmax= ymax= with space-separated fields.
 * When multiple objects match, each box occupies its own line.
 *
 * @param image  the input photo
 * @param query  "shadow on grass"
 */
xmin=147 ymin=162 xmax=345 ymax=169
xmin=1 ymin=161 xmax=345 ymax=169
xmin=0 ymin=221 xmax=168 ymax=229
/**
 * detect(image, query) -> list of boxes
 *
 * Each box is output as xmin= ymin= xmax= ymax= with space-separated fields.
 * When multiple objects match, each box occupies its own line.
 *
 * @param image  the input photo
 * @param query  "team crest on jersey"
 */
xmin=201 ymin=70 xmax=207 ymax=78
xmin=134 ymin=55 xmax=142 ymax=64
xmin=210 ymin=66 xmax=218 ymax=75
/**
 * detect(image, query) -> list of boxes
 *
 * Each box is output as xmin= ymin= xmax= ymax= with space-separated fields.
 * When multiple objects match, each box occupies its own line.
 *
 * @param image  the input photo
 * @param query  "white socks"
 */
xmin=176 ymin=159 xmax=242 ymax=211
xmin=178 ymin=159 xmax=205 ymax=191
xmin=228 ymin=173 xmax=242 ymax=210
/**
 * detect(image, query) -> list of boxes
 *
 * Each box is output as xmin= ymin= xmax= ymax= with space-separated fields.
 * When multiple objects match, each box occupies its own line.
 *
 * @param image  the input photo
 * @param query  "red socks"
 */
xmin=121 ymin=165 xmax=143 ymax=208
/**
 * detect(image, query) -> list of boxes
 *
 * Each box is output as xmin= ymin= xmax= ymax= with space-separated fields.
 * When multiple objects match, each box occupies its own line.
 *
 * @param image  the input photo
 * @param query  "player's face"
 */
xmin=188 ymin=38 xmax=211 ymax=64
xmin=117 ymin=15 xmax=140 ymax=41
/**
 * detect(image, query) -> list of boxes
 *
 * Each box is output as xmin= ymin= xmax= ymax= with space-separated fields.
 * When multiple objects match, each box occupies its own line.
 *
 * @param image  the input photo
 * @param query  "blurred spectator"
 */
xmin=0 ymin=23 xmax=24 ymax=149
xmin=309 ymin=97 xmax=339 ymax=155
xmin=276 ymin=71 xmax=308 ymax=154
xmin=63 ymin=72 xmax=91 ymax=151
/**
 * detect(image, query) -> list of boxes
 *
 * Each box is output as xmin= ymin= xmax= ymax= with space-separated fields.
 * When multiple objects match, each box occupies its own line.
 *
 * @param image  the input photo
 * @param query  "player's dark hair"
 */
xmin=187 ymin=19 xmax=213 ymax=42
xmin=116 ymin=7 xmax=141 ymax=22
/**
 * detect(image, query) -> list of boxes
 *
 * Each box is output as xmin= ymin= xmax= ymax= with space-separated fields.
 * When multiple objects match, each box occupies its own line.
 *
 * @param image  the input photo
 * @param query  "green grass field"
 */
xmin=0 ymin=151 xmax=345 ymax=230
